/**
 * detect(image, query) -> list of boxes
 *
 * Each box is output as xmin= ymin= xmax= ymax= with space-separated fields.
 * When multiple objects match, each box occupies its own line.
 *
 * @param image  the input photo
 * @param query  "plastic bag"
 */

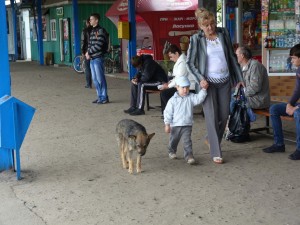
xmin=227 ymin=88 xmax=251 ymax=143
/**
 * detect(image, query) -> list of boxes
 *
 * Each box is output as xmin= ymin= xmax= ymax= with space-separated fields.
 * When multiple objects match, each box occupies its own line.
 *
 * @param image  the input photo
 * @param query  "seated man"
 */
xmin=124 ymin=55 xmax=168 ymax=116
xmin=263 ymin=44 xmax=300 ymax=160
xmin=234 ymin=46 xmax=270 ymax=110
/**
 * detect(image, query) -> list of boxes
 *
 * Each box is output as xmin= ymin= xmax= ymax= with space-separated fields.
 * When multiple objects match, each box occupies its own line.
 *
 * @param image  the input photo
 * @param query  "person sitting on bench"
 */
xmin=263 ymin=44 xmax=300 ymax=160
xmin=233 ymin=46 xmax=270 ymax=111
xmin=124 ymin=55 xmax=168 ymax=116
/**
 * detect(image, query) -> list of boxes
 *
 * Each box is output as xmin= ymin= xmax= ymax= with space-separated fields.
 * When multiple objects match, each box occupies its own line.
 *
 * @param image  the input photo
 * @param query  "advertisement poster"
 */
xmin=63 ymin=18 xmax=71 ymax=62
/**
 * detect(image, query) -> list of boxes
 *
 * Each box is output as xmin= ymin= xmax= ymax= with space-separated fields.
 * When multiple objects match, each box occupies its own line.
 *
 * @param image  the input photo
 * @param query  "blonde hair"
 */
xmin=195 ymin=8 xmax=215 ymax=27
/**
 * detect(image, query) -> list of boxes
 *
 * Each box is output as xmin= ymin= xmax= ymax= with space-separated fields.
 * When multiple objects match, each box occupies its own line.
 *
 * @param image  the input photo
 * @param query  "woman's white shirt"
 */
xmin=168 ymin=54 xmax=196 ymax=90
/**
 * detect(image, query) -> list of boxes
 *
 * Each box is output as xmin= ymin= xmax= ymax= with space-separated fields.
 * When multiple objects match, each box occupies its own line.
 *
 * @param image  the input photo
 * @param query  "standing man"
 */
xmin=262 ymin=44 xmax=300 ymax=160
xmin=85 ymin=13 xmax=109 ymax=104
xmin=81 ymin=18 xmax=92 ymax=89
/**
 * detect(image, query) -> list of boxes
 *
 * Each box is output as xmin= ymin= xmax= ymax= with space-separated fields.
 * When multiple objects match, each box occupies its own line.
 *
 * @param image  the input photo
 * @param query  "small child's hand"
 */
xmin=200 ymin=80 xmax=209 ymax=90
xmin=165 ymin=124 xmax=171 ymax=133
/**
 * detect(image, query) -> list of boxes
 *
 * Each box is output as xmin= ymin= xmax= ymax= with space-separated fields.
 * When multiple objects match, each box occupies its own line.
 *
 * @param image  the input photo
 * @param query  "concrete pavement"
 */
xmin=0 ymin=61 xmax=299 ymax=225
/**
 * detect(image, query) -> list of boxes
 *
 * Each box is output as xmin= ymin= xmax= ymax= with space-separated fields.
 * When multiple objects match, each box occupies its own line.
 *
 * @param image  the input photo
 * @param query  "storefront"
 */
xmin=106 ymin=0 xmax=198 ymax=71
xmin=261 ymin=0 xmax=298 ymax=76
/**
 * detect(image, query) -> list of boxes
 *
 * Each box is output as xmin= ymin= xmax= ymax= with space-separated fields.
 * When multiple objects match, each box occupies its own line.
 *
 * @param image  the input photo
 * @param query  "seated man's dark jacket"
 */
xmin=135 ymin=55 xmax=168 ymax=83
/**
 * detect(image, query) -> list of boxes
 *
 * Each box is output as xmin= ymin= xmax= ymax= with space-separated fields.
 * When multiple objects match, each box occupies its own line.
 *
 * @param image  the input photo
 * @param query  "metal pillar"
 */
xmin=0 ymin=1 xmax=11 ymax=97
xmin=72 ymin=0 xmax=80 ymax=56
xmin=128 ymin=0 xmax=137 ymax=80
xmin=37 ymin=0 xmax=44 ymax=65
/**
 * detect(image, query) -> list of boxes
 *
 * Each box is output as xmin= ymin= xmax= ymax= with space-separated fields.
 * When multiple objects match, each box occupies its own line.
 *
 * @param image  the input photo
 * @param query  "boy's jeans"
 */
xmin=270 ymin=103 xmax=300 ymax=150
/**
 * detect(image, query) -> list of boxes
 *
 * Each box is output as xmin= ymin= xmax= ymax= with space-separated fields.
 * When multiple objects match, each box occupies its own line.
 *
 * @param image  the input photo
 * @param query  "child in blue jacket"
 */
xmin=164 ymin=76 xmax=208 ymax=164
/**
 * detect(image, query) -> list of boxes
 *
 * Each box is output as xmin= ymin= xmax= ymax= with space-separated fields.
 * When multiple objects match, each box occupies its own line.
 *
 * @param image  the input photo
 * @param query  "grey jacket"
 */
xmin=242 ymin=59 xmax=270 ymax=109
xmin=186 ymin=27 xmax=243 ymax=92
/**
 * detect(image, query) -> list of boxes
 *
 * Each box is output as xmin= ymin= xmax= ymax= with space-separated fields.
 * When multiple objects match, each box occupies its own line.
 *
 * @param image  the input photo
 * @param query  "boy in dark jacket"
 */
xmin=124 ymin=55 xmax=168 ymax=115
xmin=81 ymin=18 xmax=92 ymax=88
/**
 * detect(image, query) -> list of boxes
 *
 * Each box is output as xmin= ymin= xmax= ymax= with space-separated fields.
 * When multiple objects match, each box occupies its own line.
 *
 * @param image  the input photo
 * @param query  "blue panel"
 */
xmin=0 ymin=148 xmax=13 ymax=171
xmin=0 ymin=95 xmax=35 ymax=150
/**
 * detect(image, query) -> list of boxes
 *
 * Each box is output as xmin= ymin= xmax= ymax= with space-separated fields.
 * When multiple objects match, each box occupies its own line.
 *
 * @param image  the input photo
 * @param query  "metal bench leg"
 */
xmin=266 ymin=116 xmax=270 ymax=134
xmin=146 ymin=93 xmax=150 ymax=111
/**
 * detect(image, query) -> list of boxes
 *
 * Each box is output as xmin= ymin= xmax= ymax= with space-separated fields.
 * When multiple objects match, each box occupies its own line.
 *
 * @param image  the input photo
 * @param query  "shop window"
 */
xmin=30 ymin=16 xmax=48 ymax=41
xmin=50 ymin=19 xmax=57 ymax=41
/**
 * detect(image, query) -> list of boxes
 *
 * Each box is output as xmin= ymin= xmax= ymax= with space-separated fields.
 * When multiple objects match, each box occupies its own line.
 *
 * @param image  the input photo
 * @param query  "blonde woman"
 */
xmin=186 ymin=8 xmax=243 ymax=164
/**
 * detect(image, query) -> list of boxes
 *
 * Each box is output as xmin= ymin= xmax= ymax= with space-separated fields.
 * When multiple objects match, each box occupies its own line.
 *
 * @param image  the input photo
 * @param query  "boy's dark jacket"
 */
xmin=135 ymin=55 xmax=168 ymax=83
xmin=81 ymin=26 xmax=92 ymax=54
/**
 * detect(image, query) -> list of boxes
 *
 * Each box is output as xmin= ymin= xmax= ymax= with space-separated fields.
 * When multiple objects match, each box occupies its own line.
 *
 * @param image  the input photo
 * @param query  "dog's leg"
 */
xmin=136 ymin=155 xmax=142 ymax=173
xmin=121 ymin=138 xmax=129 ymax=169
xmin=127 ymin=150 xmax=134 ymax=174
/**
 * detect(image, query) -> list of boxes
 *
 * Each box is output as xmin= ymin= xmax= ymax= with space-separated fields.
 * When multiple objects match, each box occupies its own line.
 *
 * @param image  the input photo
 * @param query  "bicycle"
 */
xmin=104 ymin=45 xmax=122 ymax=74
xmin=72 ymin=55 xmax=86 ymax=74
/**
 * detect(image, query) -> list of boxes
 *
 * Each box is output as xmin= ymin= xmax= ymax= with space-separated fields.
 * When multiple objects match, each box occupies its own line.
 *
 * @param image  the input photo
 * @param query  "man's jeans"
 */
xmin=270 ymin=103 xmax=300 ymax=149
xmin=90 ymin=57 xmax=108 ymax=102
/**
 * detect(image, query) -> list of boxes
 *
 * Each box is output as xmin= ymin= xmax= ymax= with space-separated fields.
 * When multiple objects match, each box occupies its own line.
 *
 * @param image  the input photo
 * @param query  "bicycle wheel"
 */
xmin=73 ymin=55 xmax=84 ymax=73
xmin=104 ymin=58 xmax=113 ymax=74
xmin=82 ymin=58 xmax=86 ymax=74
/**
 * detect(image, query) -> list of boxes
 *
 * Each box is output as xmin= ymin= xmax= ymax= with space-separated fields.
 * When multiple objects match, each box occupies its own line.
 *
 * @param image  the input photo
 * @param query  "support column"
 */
xmin=128 ymin=0 xmax=137 ymax=80
xmin=72 ymin=0 xmax=80 ymax=56
xmin=37 ymin=0 xmax=44 ymax=65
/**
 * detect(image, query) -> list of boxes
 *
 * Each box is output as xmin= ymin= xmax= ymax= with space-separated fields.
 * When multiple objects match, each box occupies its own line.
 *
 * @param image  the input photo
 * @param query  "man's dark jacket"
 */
xmin=136 ymin=55 xmax=168 ymax=83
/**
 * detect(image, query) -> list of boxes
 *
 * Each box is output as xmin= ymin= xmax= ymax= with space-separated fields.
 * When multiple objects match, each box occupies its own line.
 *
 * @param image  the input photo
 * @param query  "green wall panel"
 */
xmin=30 ymin=3 xmax=118 ymax=66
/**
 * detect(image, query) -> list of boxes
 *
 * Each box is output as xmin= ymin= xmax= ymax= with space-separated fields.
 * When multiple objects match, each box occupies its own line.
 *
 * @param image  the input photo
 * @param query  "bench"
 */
xmin=145 ymin=89 xmax=162 ymax=111
xmin=250 ymin=108 xmax=294 ymax=134
xmin=249 ymin=76 xmax=296 ymax=142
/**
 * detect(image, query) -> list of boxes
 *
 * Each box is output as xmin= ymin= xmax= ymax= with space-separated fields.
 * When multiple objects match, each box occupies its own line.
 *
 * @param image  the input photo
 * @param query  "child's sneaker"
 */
xmin=187 ymin=157 xmax=196 ymax=165
xmin=169 ymin=153 xmax=177 ymax=159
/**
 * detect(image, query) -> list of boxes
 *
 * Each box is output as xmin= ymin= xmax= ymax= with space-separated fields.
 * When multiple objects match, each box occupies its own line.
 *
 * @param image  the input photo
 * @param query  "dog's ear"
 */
xmin=148 ymin=133 xmax=155 ymax=140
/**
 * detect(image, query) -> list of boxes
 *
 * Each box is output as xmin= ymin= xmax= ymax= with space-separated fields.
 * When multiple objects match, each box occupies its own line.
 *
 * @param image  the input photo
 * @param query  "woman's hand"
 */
xmin=236 ymin=81 xmax=245 ymax=88
xmin=160 ymin=83 xmax=169 ymax=90
xmin=165 ymin=124 xmax=171 ymax=133
xmin=200 ymin=80 xmax=209 ymax=90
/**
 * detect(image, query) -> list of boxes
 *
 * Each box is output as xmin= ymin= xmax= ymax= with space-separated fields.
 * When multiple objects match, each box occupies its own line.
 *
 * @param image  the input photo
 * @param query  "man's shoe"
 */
xmin=124 ymin=107 xmax=136 ymax=114
xmin=92 ymin=99 xmax=99 ymax=103
xmin=288 ymin=150 xmax=300 ymax=160
xmin=129 ymin=109 xmax=145 ymax=116
xmin=99 ymin=99 xmax=109 ymax=104
xmin=262 ymin=144 xmax=285 ymax=153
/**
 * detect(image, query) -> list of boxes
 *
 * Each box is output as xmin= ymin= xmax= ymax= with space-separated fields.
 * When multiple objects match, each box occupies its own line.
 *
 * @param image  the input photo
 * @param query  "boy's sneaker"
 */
xmin=187 ymin=157 xmax=196 ymax=165
xmin=169 ymin=153 xmax=177 ymax=159
xmin=288 ymin=150 xmax=300 ymax=160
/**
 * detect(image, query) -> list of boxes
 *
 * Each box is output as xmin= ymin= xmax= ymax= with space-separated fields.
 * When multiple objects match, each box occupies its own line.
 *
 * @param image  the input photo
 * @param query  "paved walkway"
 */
xmin=0 ymin=61 xmax=299 ymax=225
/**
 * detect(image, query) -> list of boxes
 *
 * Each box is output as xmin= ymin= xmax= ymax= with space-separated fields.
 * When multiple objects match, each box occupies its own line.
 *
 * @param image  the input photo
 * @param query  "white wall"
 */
xmin=6 ymin=8 xmax=15 ymax=55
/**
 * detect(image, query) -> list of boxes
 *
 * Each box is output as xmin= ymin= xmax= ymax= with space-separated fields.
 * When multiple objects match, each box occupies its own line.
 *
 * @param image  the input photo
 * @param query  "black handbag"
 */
xmin=228 ymin=88 xmax=251 ymax=143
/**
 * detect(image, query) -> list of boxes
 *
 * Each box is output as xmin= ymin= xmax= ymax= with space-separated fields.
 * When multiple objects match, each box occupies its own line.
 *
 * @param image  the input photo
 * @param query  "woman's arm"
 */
xmin=186 ymin=34 xmax=205 ymax=84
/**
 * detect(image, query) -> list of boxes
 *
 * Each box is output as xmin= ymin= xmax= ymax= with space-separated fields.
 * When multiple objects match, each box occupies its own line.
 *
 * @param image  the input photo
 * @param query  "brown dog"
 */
xmin=116 ymin=119 xmax=155 ymax=174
